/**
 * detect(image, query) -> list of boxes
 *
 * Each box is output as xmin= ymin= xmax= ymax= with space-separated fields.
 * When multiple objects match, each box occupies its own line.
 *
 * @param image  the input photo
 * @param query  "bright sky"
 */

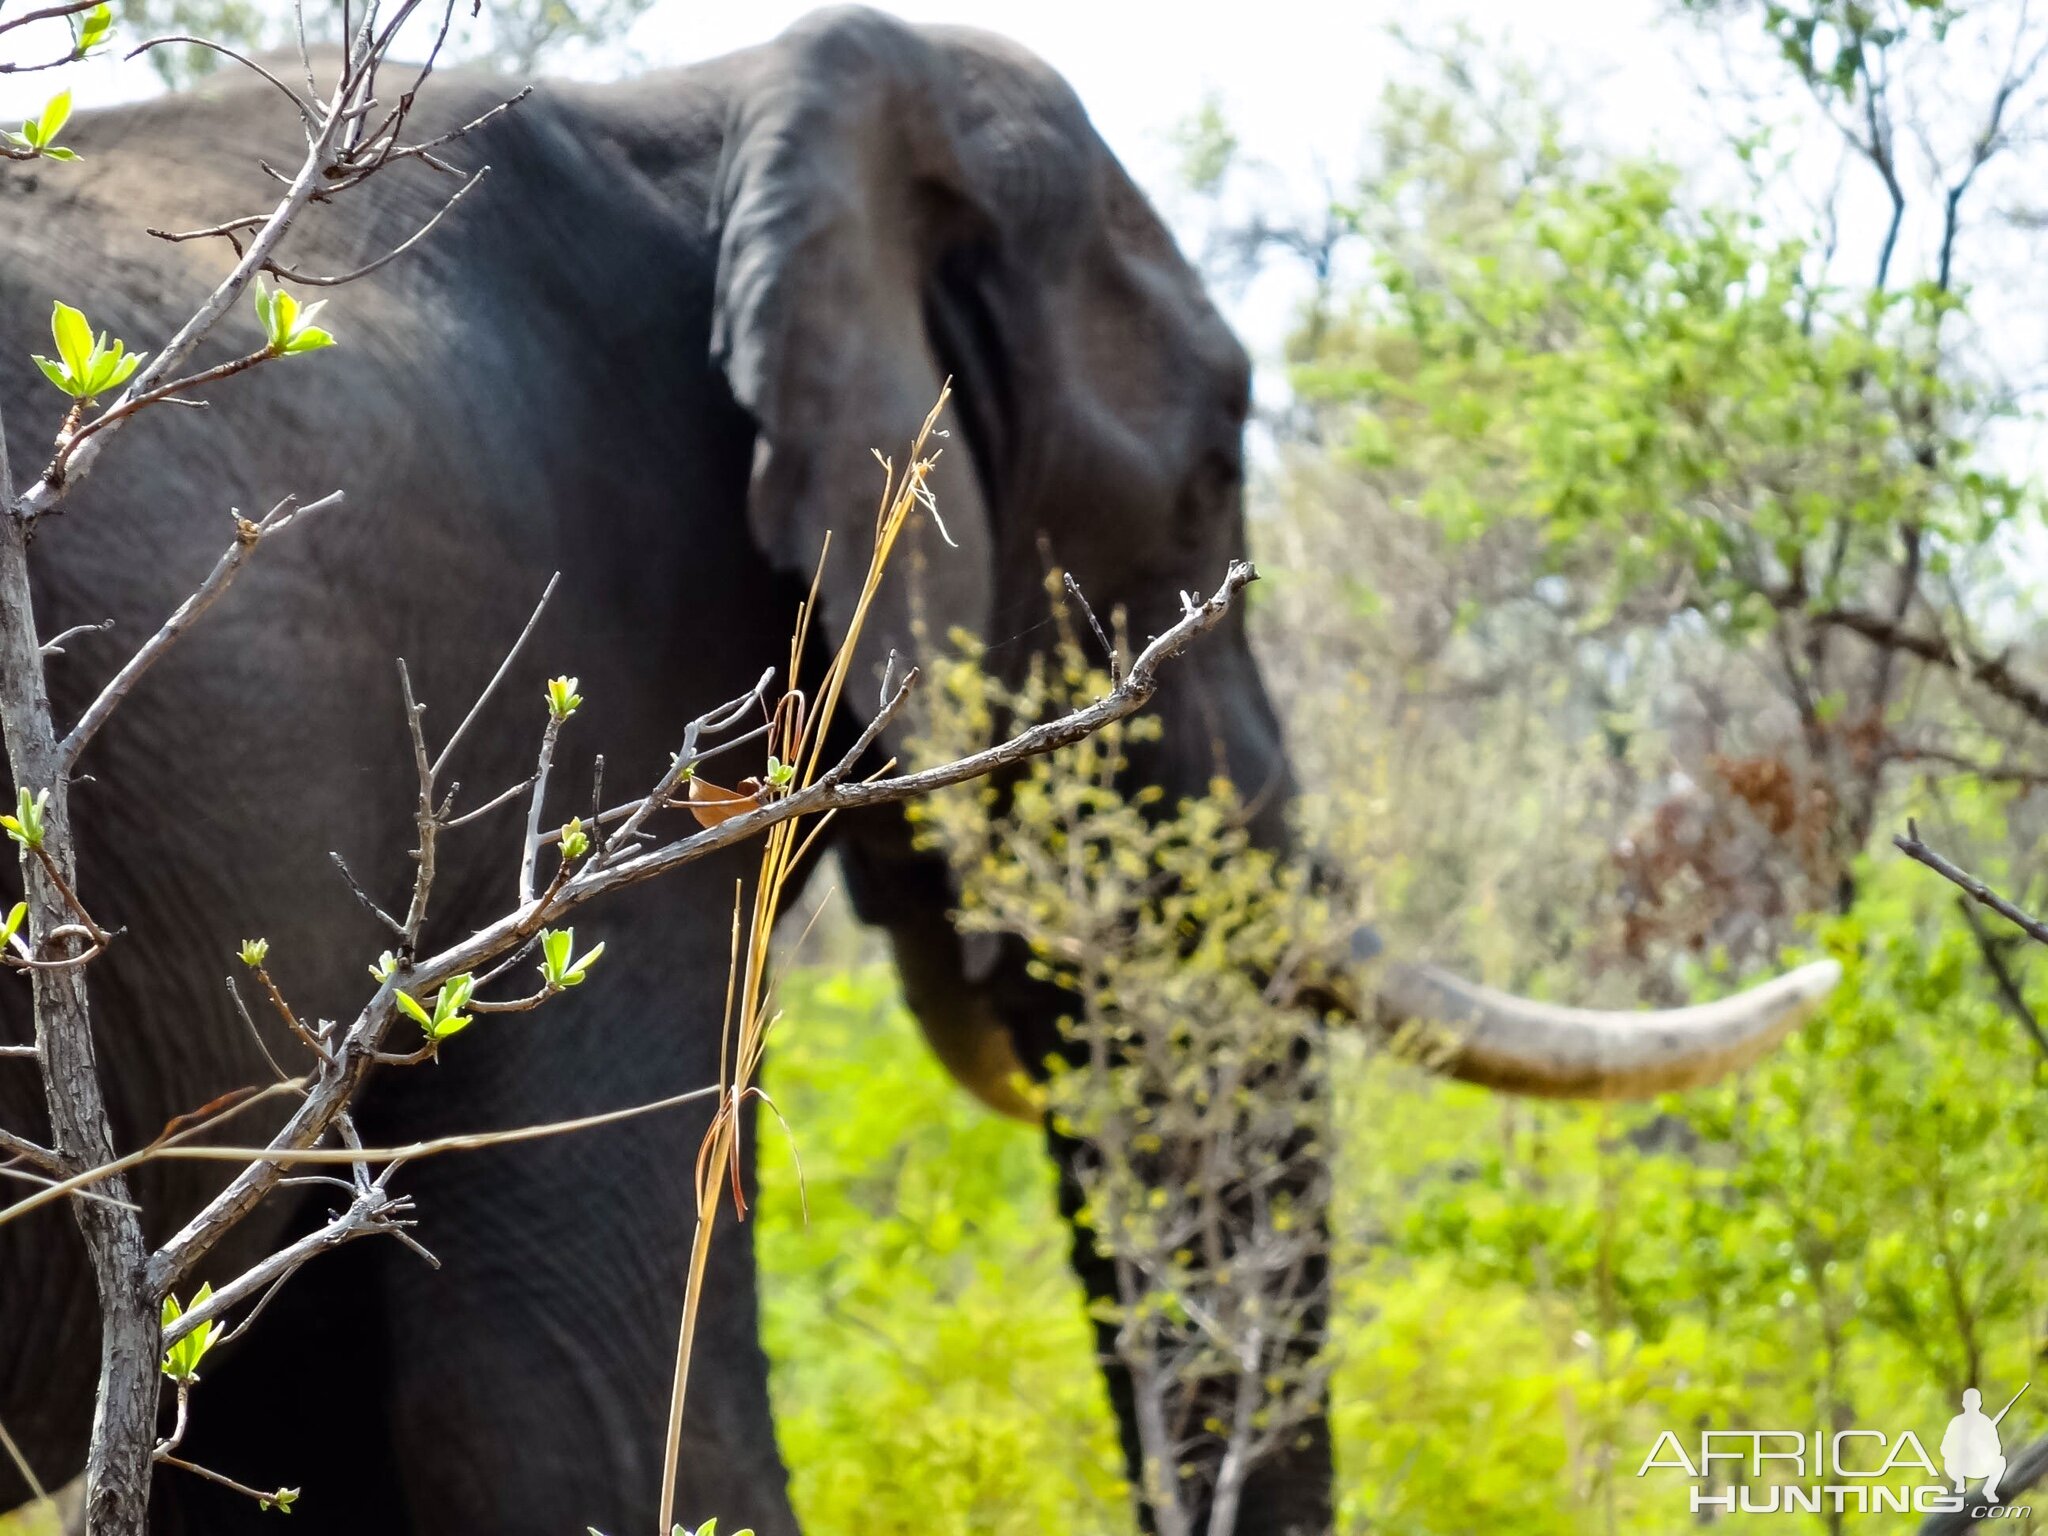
xmin=4 ymin=0 xmax=2038 ymax=448
xmin=0 ymin=0 xmax=1720 ymax=366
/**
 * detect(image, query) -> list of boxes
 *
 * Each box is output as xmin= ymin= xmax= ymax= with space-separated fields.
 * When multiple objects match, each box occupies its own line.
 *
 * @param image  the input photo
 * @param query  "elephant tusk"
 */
xmin=1369 ymin=958 xmax=1843 ymax=1100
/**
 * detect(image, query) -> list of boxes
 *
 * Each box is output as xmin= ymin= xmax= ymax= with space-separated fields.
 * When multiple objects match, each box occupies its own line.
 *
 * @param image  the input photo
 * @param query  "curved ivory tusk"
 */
xmin=1372 ymin=958 xmax=1843 ymax=1100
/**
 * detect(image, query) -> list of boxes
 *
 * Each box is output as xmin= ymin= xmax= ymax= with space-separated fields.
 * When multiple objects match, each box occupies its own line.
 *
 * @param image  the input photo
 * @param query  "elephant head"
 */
xmin=693 ymin=10 xmax=1839 ymax=1531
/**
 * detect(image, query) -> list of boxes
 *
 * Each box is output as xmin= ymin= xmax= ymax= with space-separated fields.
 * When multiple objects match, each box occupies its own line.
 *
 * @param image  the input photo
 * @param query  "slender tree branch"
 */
xmin=1896 ymin=819 xmax=2048 ymax=946
xmin=61 ymin=491 xmax=343 ymax=766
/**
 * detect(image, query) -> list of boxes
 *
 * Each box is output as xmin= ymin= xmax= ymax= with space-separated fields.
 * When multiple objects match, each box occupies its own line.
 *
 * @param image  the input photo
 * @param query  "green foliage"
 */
xmin=159 ymin=1284 xmax=218 ymax=1382
xmin=536 ymin=926 xmax=603 ymax=990
xmin=4 ymin=90 xmax=81 ymax=162
xmin=1302 ymin=159 xmax=2021 ymax=635
xmin=1173 ymin=92 xmax=1239 ymax=197
xmin=1322 ymin=847 xmax=2048 ymax=1530
xmin=74 ymin=4 xmax=113 ymax=54
xmin=1 ymin=787 xmax=49 ymax=851
xmin=545 ymin=675 xmax=583 ymax=721
xmin=238 ymin=937 xmax=269 ymax=968
xmin=395 ymin=973 xmax=475 ymax=1042
xmin=253 ymin=282 xmax=335 ymax=357
xmin=751 ymin=878 xmax=2048 ymax=1532
xmin=903 ymin=616 xmax=1344 ymax=1522
xmin=1679 ymin=0 xmax=1957 ymax=98
xmin=755 ymin=966 xmax=1128 ymax=1535
xmin=558 ymin=816 xmax=590 ymax=862
xmin=31 ymin=303 xmax=143 ymax=402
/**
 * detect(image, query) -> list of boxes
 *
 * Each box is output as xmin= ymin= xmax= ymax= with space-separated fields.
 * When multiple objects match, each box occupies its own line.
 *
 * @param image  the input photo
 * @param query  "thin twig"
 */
xmin=62 ymin=492 xmax=344 ymax=765
xmin=1955 ymin=897 xmax=2048 ymax=1057
xmin=40 ymin=619 xmax=112 ymax=658
xmin=124 ymin=35 xmax=318 ymax=128
xmin=8 ymin=1080 xmax=723 ymax=1227
xmin=1897 ymin=819 xmax=2048 ymax=946
xmin=431 ymin=573 xmax=558 ymax=779
xmin=265 ymin=165 xmax=489 ymax=286
xmin=327 ymin=851 xmax=404 ymax=938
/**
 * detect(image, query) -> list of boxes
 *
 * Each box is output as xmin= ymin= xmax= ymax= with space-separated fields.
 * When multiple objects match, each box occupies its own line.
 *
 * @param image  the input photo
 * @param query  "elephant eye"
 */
xmin=1175 ymin=449 xmax=1242 ymax=547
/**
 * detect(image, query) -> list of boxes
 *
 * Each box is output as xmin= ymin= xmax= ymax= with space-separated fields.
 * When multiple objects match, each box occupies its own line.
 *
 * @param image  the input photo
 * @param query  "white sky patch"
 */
xmin=4 ymin=2 xmax=2040 ymax=472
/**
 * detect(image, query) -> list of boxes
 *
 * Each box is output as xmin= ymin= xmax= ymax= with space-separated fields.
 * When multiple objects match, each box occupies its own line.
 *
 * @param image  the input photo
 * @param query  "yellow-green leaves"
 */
xmin=4 ymin=90 xmax=80 ymax=162
xmin=2 ymin=787 xmax=49 ymax=850
xmin=395 ymin=972 xmax=475 ymax=1042
xmin=546 ymin=675 xmax=583 ymax=721
xmin=764 ymin=755 xmax=796 ymax=790
xmin=537 ymin=927 xmax=604 ymax=990
xmin=368 ymin=950 xmax=398 ymax=983
xmin=32 ymin=302 xmax=143 ymax=400
xmin=0 ymin=902 xmax=27 ymax=951
xmin=160 ymin=1283 xmax=218 ymax=1381
xmin=73 ymin=4 xmax=112 ymax=55
xmin=253 ymin=281 xmax=335 ymax=356
xmin=258 ymin=1488 xmax=299 ymax=1514
xmin=558 ymin=817 xmax=590 ymax=861
xmin=238 ymin=938 xmax=270 ymax=968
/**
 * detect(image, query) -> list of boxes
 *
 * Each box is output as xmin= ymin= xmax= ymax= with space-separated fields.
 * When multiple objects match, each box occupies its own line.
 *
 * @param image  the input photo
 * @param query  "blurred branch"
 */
xmin=1803 ymin=603 xmax=2048 ymax=729
xmin=1896 ymin=818 xmax=2048 ymax=947
xmin=1954 ymin=897 xmax=2048 ymax=1057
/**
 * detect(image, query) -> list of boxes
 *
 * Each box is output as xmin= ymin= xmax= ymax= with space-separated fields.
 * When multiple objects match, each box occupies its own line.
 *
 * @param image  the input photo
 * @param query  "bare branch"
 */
xmin=430 ymin=573 xmax=558 ymax=779
xmin=327 ymin=851 xmax=405 ymax=938
xmin=265 ymin=165 xmax=489 ymax=286
xmin=124 ymin=35 xmax=319 ymax=130
xmin=40 ymin=619 xmax=112 ymax=658
xmin=61 ymin=491 xmax=344 ymax=766
xmin=1896 ymin=819 xmax=2048 ymax=947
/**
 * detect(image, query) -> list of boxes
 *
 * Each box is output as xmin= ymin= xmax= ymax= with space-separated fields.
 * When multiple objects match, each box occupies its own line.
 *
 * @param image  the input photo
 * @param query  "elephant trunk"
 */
xmin=1363 ymin=957 xmax=1842 ymax=1099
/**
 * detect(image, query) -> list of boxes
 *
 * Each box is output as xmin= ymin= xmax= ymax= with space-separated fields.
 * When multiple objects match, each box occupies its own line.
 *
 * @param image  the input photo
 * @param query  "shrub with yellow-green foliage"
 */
xmin=902 ymin=610 xmax=1345 ymax=1531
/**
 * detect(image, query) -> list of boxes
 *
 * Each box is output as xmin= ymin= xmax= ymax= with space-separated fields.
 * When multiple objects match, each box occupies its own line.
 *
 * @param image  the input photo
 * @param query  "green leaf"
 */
xmin=36 ymin=90 xmax=71 ymax=142
xmin=546 ymin=676 xmax=583 ymax=720
xmin=50 ymin=301 xmax=91 ymax=381
xmin=559 ymin=817 xmax=590 ymax=861
xmin=239 ymin=938 xmax=269 ymax=968
xmin=39 ymin=146 xmax=78 ymax=162
xmin=415 ymin=972 xmax=477 ymax=1041
xmin=394 ymin=990 xmax=434 ymax=1030
xmin=564 ymin=941 xmax=605 ymax=987
xmin=159 ymin=1282 xmax=217 ymax=1381
xmin=255 ymin=282 xmax=337 ymax=355
xmin=75 ymin=4 xmax=112 ymax=53
xmin=0 ymin=902 xmax=27 ymax=949
xmin=31 ymin=355 xmax=76 ymax=396
xmin=3 ymin=787 xmax=49 ymax=850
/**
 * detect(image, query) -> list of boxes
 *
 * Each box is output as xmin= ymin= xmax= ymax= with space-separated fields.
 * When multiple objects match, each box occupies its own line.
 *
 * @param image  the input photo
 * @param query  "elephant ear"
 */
xmin=709 ymin=12 xmax=998 ymax=700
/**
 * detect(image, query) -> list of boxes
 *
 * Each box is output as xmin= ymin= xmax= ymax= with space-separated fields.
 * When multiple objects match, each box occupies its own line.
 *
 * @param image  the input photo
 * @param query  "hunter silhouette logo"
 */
xmin=1944 ymin=1385 xmax=2027 ymax=1502
xmin=1638 ymin=1384 xmax=2034 ymax=1518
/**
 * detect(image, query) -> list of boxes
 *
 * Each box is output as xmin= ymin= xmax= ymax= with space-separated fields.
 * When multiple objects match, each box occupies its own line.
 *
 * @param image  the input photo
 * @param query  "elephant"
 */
xmin=0 ymin=9 xmax=1838 ymax=1534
